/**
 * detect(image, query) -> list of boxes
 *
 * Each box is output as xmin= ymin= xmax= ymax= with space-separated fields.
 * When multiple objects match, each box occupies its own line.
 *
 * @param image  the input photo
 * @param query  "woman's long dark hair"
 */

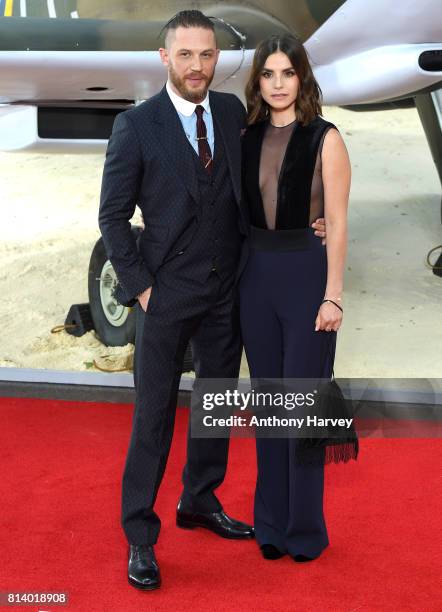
xmin=245 ymin=34 xmax=322 ymax=126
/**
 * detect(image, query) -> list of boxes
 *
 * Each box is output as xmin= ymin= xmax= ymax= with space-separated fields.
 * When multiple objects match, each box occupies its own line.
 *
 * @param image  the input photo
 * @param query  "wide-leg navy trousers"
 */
xmin=239 ymin=228 xmax=336 ymax=558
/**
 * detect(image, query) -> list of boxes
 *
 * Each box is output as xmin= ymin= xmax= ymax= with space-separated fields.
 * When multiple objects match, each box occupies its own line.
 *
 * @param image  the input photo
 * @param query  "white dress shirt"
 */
xmin=165 ymin=80 xmax=215 ymax=155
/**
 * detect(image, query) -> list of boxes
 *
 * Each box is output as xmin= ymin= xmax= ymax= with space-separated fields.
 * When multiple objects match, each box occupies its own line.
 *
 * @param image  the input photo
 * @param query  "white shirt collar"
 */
xmin=166 ymin=80 xmax=211 ymax=117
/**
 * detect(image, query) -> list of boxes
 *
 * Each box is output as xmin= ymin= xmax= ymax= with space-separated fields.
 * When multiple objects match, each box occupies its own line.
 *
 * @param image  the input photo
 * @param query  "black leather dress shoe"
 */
xmin=128 ymin=544 xmax=161 ymax=590
xmin=176 ymin=502 xmax=254 ymax=539
xmin=260 ymin=544 xmax=285 ymax=560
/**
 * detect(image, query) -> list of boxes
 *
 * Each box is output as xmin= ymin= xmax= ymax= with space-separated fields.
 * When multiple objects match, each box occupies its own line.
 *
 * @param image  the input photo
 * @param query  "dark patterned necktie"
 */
xmin=195 ymin=104 xmax=212 ymax=173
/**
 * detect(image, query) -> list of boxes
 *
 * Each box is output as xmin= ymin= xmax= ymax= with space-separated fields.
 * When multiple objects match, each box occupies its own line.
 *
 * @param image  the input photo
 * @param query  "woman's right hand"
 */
xmin=315 ymin=301 xmax=343 ymax=332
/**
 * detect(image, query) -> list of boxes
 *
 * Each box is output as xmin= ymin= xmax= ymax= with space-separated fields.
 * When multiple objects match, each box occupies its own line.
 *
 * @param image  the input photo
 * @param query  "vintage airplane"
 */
xmin=0 ymin=0 xmax=441 ymax=349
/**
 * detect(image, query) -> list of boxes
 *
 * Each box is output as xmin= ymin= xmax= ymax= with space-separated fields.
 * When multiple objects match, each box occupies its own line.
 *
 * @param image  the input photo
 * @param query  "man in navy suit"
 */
xmin=99 ymin=10 xmax=253 ymax=591
xmin=99 ymin=9 xmax=327 ymax=590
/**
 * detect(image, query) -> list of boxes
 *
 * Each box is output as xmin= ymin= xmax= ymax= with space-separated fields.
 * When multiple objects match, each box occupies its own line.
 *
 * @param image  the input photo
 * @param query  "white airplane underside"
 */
xmin=0 ymin=41 xmax=441 ymax=153
xmin=0 ymin=0 xmax=440 ymax=153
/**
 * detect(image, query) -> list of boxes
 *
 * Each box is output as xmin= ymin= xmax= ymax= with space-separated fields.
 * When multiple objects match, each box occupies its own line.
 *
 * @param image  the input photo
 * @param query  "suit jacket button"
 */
xmin=178 ymin=250 xmax=184 ymax=255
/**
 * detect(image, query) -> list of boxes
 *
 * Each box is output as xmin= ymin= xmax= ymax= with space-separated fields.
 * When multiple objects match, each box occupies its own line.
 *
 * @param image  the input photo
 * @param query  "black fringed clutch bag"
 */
xmin=295 ymin=376 xmax=359 ymax=466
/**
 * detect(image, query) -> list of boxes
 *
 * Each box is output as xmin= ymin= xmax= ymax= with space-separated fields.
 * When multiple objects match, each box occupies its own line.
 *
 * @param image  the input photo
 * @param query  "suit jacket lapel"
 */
xmin=152 ymin=86 xmax=199 ymax=205
xmin=210 ymin=92 xmax=241 ymax=204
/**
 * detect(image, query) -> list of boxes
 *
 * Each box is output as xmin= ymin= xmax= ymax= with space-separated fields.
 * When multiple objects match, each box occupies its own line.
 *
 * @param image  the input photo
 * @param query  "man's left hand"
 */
xmin=311 ymin=217 xmax=326 ymax=245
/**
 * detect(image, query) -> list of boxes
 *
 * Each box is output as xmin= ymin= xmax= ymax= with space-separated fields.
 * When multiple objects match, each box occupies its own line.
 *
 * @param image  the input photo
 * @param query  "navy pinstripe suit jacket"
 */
xmin=98 ymin=85 xmax=248 ymax=307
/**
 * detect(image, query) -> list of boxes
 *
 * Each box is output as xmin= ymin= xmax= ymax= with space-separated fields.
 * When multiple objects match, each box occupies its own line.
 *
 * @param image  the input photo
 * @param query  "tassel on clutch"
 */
xmin=295 ymin=377 xmax=359 ymax=466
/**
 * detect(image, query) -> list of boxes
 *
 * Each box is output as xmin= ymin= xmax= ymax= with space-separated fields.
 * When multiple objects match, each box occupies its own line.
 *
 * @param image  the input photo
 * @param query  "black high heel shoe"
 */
xmin=260 ymin=544 xmax=285 ymax=560
xmin=292 ymin=554 xmax=316 ymax=562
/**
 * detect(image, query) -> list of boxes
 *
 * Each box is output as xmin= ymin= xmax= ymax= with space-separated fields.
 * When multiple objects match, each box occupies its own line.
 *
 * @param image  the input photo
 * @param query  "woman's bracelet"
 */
xmin=321 ymin=299 xmax=343 ymax=313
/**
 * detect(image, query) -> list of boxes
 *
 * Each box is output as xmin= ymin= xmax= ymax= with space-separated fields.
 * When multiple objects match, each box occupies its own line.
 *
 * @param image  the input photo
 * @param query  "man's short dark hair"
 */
xmin=163 ymin=10 xmax=216 ymax=47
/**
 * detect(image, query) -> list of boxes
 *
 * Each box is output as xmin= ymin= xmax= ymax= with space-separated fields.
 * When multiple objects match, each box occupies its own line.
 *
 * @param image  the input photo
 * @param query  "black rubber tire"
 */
xmin=88 ymin=232 xmax=140 ymax=347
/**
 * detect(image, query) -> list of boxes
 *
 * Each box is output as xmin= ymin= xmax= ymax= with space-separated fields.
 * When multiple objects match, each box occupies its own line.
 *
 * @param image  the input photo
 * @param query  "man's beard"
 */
xmin=168 ymin=63 xmax=214 ymax=103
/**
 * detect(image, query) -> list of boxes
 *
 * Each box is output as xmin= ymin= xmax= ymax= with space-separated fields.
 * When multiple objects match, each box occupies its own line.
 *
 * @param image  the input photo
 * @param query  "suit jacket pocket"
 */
xmin=145 ymin=281 xmax=159 ymax=315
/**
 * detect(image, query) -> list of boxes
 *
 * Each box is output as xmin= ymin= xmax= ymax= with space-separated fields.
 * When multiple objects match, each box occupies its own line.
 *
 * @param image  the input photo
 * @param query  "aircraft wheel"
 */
xmin=88 ymin=235 xmax=137 ymax=347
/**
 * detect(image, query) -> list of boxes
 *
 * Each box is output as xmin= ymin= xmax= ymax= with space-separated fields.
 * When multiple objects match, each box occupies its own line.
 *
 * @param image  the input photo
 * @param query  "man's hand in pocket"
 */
xmin=137 ymin=286 xmax=152 ymax=312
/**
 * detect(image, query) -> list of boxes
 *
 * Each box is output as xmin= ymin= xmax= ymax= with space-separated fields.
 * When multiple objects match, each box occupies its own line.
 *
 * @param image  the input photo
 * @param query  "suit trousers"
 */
xmin=238 ymin=228 xmax=336 ymax=558
xmin=121 ymin=267 xmax=242 ymax=545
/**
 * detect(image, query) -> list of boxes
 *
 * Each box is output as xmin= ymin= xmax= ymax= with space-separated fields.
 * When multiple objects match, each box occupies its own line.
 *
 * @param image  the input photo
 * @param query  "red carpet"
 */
xmin=0 ymin=396 xmax=440 ymax=612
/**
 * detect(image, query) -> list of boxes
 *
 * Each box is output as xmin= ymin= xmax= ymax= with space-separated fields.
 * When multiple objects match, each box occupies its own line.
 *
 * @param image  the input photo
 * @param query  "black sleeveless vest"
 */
xmin=241 ymin=116 xmax=337 ymax=230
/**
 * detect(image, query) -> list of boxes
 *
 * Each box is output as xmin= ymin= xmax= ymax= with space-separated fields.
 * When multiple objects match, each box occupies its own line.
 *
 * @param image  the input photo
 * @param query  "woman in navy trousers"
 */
xmin=239 ymin=34 xmax=351 ymax=562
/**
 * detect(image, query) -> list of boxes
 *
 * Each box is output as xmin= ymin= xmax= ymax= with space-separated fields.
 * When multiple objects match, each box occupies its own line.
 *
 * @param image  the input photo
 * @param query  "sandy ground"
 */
xmin=0 ymin=105 xmax=441 ymax=378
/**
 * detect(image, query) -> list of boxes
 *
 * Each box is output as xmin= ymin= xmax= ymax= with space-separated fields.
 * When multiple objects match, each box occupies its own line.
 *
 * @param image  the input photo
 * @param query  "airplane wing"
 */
xmin=305 ymin=0 xmax=442 ymax=105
